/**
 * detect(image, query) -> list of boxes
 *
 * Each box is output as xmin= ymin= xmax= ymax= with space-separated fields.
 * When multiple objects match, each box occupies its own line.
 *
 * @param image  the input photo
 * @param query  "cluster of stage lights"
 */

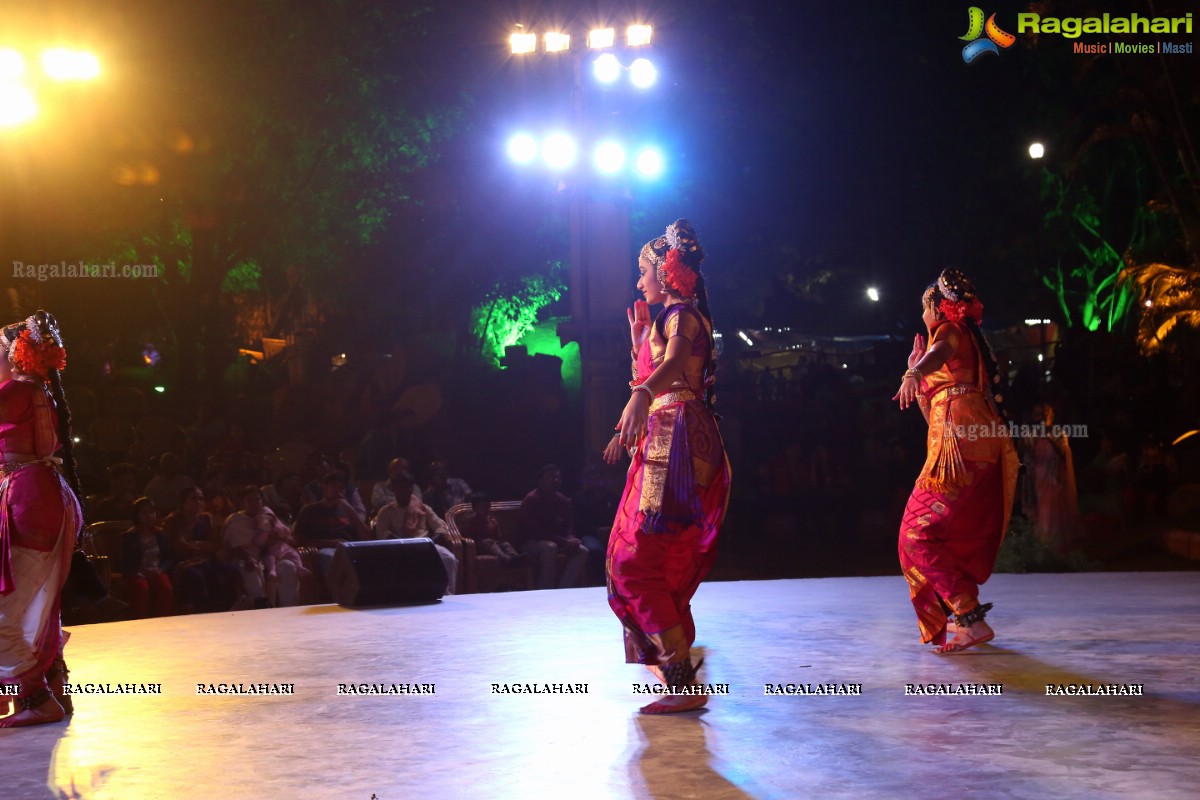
xmin=507 ymin=132 xmax=664 ymax=178
xmin=0 ymin=47 xmax=101 ymax=128
xmin=511 ymin=25 xmax=658 ymax=89
xmin=510 ymin=24 xmax=653 ymax=55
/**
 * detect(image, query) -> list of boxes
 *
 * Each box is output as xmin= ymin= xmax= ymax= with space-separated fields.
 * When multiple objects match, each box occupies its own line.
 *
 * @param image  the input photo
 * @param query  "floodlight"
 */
xmin=629 ymin=58 xmax=657 ymax=88
xmin=594 ymin=141 xmax=626 ymax=174
xmin=588 ymin=28 xmax=615 ymax=49
xmin=542 ymin=132 xmax=578 ymax=170
xmin=867 ymin=287 xmax=880 ymax=302
xmin=0 ymin=83 xmax=38 ymax=127
xmin=544 ymin=32 xmax=570 ymax=53
xmin=634 ymin=147 xmax=664 ymax=178
xmin=510 ymin=31 xmax=537 ymax=54
xmin=1028 ymin=142 xmax=1045 ymax=159
xmin=593 ymin=53 xmax=621 ymax=84
xmin=0 ymin=49 xmax=26 ymax=80
xmin=41 ymin=48 xmax=101 ymax=81
xmin=507 ymin=133 xmax=538 ymax=164
xmin=627 ymin=25 xmax=653 ymax=47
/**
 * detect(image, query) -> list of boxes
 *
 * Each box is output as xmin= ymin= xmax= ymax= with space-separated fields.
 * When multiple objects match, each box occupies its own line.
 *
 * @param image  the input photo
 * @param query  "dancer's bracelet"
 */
xmin=631 ymin=384 xmax=654 ymax=402
xmin=902 ymin=368 xmax=921 ymax=381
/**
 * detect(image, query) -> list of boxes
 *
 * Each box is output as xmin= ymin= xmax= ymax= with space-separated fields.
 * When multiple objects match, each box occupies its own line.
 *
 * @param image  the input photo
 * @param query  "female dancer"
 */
xmin=893 ymin=270 xmax=1018 ymax=653
xmin=604 ymin=219 xmax=731 ymax=713
xmin=0 ymin=311 xmax=83 ymax=726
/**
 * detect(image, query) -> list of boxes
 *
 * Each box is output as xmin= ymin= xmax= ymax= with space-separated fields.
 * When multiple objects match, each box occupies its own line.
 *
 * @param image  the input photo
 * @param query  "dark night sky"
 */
xmin=4 ymin=0 xmax=1195 ymax=339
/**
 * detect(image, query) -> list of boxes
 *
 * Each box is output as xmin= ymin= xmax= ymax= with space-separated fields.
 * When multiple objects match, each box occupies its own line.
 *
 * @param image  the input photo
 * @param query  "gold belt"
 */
xmin=650 ymin=389 xmax=697 ymax=412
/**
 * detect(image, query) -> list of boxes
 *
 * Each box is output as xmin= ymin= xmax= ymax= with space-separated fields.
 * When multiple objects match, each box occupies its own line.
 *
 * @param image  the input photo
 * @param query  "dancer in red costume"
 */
xmin=0 ymin=311 xmax=84 ymax=727
xmin=604 ymin=219 xmax=731 ymax=714
xmin=893 ymin=270 xmax=1018 ymax=654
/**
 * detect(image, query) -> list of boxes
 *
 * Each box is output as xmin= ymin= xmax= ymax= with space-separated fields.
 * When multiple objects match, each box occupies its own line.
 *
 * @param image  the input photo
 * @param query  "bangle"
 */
xmin=903 ymin=368 xmax=921 ymax=381
xmin=632 ymin=384 xmax=654 ymax=401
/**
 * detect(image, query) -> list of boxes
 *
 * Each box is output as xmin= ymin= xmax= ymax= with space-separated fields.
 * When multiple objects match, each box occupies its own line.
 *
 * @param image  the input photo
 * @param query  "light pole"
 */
xmin=505 ymin=22 xmax=662 ymax=456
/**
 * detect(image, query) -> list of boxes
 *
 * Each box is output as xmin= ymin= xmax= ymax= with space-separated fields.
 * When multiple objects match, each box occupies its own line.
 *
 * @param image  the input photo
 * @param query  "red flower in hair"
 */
xmin=938 ymin=298 xmax=984 ymax=325
xmin=662 ymin=248 xmax=698 ymax=299
xmin=10 ymin=329 xmax=67 ymax=379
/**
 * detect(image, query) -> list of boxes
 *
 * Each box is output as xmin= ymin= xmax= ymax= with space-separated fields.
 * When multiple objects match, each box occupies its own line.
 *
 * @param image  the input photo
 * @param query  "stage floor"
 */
xmin=3 ymin=572 xmax=1199 ymax=799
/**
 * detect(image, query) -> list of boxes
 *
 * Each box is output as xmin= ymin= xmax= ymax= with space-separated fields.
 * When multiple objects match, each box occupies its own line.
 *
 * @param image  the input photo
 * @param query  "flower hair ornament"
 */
xmin=2 ymin=313 xmax=67 ymax=380
xmin=935 ymin=268 xmax=983 ymax=325
xmin=646 ymin=219 xmax=703 ymax=300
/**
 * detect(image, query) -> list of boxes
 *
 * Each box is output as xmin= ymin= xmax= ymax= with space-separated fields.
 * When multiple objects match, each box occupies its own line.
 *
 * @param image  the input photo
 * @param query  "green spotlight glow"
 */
xmin=517 ymin=317 xmax=581 ymax=395
xmin=154 ymin=386 xmax=166 ymax=393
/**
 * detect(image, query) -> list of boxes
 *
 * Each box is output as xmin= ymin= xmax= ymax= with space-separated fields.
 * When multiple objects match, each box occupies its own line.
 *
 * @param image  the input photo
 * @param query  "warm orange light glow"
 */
xmin=588 ymin=28 xmax=615 ymax=49
xmin=1172 ymin=430 xmax=1198 ymax=446
xmin=0 ymin=48 xmax=26 ymax=80
xmin=41 ymin=47 xmax=101 ymax=81
xmin=544 ymin=32 xmax=570 ymax=53
xmin=510 ymin=31 xmax=536 ymax=54
xmin=626 ymin=25 xmax=653 ymax=47
xmin=0 ymin=83 xmax=38 ymax=127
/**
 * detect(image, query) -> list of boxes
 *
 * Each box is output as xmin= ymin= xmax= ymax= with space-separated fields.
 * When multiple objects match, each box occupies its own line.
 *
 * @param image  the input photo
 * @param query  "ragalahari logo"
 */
xmin=960 ymin=7 xmax=1016 ymax=63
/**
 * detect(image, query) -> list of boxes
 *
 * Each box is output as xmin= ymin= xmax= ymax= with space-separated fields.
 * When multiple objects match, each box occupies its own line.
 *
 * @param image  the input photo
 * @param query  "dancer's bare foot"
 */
xmin=936 ymin=619 xmax=994 ymax=654
xmin=0 ymin=692 xmax=66 ymax=728
xmin=640 ymin=693 xmax=708 ymax=714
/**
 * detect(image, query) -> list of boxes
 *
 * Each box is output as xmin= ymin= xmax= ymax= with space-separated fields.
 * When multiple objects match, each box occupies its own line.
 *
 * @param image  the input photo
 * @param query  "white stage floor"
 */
xmin=2 ymin=572 xmax=1199 ymax=799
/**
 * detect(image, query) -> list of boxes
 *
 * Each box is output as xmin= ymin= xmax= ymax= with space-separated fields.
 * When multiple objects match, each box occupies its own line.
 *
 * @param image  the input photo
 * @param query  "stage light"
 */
xmin=541 ymin=132 xmax=577 ymax=170
xmin=588 ymin=28 xmax=615 ymax=49
xmin=593 ymin=53 xmax=621 ymax=84
xmin=634 ymin=147 xmax=664 ymax=178
xmin=627 ymin=25 xmax=653 ymax=47
xmin=1028 ymin=142 xmax=1045 ymax=159
xmin=41 ymin=48 xmax=100 ymax=81
xmin=510 ymin=31 xmax=536 ymax=54
xmin=629 ymin=58 xmax=657 ymax=88
xmin=544 ymin=32 xmax=570 ymax=53
xmin=507 ymin=133 xmax=538 ymax=164
xmin=0 ymin=49 xmax=26 ymax=80
xmin=867 ymin=287 xmax=880 ymax=302
xmin=154 ymin=385 xmax=166 ymax=393
xmin=0 ymin=83 xmax=38 ymax=128
xmin=594 ymin=140 xmax=625 ymax=174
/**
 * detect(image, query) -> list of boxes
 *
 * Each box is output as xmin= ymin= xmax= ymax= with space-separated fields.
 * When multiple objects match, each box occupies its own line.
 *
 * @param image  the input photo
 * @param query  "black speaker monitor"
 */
xmin=328 ymin=539 xmax=447 ymax=607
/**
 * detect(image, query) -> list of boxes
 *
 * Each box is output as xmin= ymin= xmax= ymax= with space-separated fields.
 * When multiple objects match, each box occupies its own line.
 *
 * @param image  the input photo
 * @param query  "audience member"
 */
xmin=371 ymin=457 xmax=422 ymax=512
xmin=423 ymin=460 xmax=471 ymax=518
xmin=516 ymin=464 xmax=586 ymax=589
xmin=119 ymin=497 xmax=175 ymax=618
xmin=142 ymin=452 xmax=196 ymax=514
xmin=295 ymin=471 xmax=370 ymax=545
xmin=163 ymin=485 xmax=238 ymax=613
xmin=460 ymin=492 xmax=522 ymax=566
xmin=262 ymin=472 xmax=304 ymax=524
xmin=95 ymin=462 xmax=140 ymax=522
xmin=373 ymin=473 xmax=458 ymax=594
xmin=223 ymin=485 xmax=300 ymax=608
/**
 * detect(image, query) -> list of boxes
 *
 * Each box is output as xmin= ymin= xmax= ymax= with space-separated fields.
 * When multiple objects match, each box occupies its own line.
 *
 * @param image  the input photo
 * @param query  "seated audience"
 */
xmin=95 ymin=462 xmax=140 ymax=522
xmin=119 ymin=497 xmax=175 ymax=618
xmin=373 ymin=473 xmax=458 ymax=594
xmin=516 ymin=464 xmax=587 ymax=590
xmin=142 ymin=452 xmax=196 ymax=514
xmin=371 ymin=457 xmax=422 ymax=512
xmin=460 ymin=492 xmax=522 ymax=566
xmin=262 ymin=472 xmax=304 ymax=524
xmin=223 ymin=485 xmax=300 ymax=608
xmin=163 ymin=485 xmax=239 ymax=613
xmin=423 ymin=460 xmax=471 ymax=518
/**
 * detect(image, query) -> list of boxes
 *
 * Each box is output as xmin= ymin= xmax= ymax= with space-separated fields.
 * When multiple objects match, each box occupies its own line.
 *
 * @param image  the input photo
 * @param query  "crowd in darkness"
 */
xmin=64 ymin=324 xmax=1197 ymax=620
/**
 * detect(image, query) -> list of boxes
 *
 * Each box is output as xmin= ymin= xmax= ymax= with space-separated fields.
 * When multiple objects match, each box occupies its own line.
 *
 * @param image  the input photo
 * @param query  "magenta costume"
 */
xmin=0 ymin=378 xmax=81 ymax=688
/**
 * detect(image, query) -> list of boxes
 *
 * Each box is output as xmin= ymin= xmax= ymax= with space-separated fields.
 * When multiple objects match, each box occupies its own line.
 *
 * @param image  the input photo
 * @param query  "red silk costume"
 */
xmin=0 ymin=378 xmax=81 ymax=686
xmin=607 ymin=304 xmax=731 ymax=665
xmin=898 ymin=321 xmax=1018 ymax=645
